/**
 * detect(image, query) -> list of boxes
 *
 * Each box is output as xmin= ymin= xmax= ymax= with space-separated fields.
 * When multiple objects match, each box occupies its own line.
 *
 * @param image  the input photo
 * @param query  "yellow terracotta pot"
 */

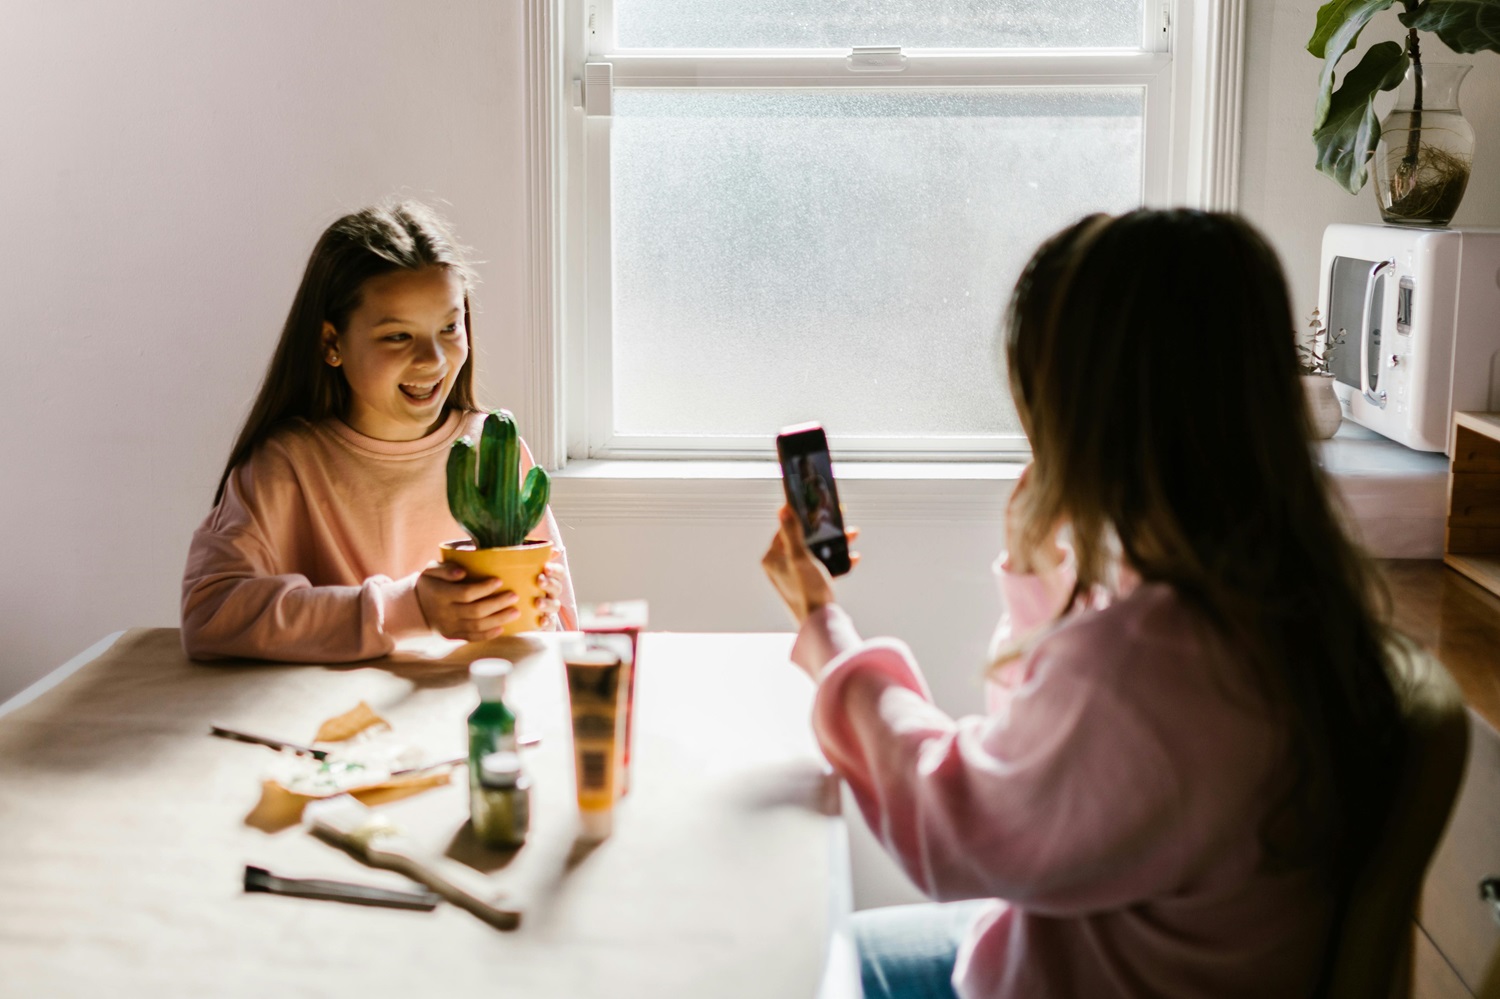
xmin=439 ymin=539 xmax=554 ymax=635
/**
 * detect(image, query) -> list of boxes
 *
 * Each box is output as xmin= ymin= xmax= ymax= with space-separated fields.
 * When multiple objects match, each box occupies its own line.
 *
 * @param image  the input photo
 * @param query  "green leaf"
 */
xmin=1313 ymin=40 xmax=1410 ymax=193
xmin=520 ymin=466 xmax=550 ymax=540
xmin=1309 ymin=0 xmax=1396 ymax=56
xmin=446 ymin=437 xmax=486 ymax=544
xmin=1311 ymin=0 xmax=1398 ymax=129
xmin=1401 ymin=0 xmax=1500 ymax=54
xmin=448 ymin=411 xmax=536 ymax=548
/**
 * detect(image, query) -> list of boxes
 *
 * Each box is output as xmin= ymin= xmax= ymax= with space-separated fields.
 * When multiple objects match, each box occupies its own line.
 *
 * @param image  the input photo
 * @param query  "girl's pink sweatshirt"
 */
xmin=182 ymin=410 xmax=577 ymax=662
xmin=794 ymin=559 xmax=1334 ymax=998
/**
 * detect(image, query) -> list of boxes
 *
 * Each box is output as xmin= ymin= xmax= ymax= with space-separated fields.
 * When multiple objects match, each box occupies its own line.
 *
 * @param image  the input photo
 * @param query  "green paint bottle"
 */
xmin=468 ymin=659 xmax=517 ymax=797
xmin=472 ymin=750 xmax=530 ymax=848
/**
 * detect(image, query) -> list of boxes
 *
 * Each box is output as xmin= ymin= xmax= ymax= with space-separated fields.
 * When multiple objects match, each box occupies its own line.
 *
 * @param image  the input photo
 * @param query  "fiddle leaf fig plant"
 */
xmin=1309 ymin=0 xmax=1500 ymax=195
xmin=446 ymin=410 xmax=550 ymax=549
xmin=1403 ymin=2 xmax=1500 ymax=52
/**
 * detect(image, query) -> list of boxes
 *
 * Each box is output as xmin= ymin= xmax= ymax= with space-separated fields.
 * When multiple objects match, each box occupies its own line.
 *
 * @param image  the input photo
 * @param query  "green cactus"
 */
xmin=446 ymin=411 xmax=550 ymax=549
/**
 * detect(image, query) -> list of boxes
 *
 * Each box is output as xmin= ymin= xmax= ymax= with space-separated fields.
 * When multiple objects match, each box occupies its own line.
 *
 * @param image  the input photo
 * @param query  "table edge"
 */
xmin=0 ymin=630 xmax=126 ymax=721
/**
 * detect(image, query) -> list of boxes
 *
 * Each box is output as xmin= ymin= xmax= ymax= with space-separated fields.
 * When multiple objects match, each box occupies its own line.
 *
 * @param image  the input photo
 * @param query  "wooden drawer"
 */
xmin=1418 ymin=711 xmax=1500 ymax=996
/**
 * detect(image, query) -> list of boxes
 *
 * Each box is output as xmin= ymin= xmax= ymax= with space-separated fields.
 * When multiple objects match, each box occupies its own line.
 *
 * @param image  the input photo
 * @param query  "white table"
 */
xmin=0 ymin=630 xmax=856 ymax=998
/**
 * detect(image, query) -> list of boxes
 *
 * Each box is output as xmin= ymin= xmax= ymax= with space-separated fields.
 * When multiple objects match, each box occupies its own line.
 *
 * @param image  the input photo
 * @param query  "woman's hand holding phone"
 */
xmin=762 ymin=505 xmax=860 ymax=626
xmin=776 ymin=423 xmax=852 ymax=576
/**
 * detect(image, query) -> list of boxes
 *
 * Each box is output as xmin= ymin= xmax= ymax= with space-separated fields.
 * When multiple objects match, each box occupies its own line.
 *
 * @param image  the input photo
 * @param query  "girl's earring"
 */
xmin=326 ymin=351 xmax=341 ymax=367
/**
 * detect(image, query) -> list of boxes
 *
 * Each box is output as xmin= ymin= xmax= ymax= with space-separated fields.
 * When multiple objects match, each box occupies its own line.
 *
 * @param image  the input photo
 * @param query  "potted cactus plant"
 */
xmin=441 ymin=410 xmax=553 ymax=635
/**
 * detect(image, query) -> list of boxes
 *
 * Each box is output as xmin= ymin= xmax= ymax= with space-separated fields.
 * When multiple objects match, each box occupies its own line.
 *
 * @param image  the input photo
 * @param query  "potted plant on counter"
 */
xmin=1298 ymin=309 xmax=1345 ymax=439
xmin=1308 ymin=0 xmax=1500 ymax=226
xmin=442 ymin=410 xmax=553 ymax=635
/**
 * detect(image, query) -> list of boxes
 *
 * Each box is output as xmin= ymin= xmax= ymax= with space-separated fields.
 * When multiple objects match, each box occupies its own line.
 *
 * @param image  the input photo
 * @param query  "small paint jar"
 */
xmin=471 ymin=750 xmax=530 ymax=849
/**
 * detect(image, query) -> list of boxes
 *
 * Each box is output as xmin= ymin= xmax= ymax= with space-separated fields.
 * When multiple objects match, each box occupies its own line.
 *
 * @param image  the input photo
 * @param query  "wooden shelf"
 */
xmin=1443 ymin=553 xmax=1500 ymax=600
xmin=1444 ymin=412 xmax=1500 ymax=600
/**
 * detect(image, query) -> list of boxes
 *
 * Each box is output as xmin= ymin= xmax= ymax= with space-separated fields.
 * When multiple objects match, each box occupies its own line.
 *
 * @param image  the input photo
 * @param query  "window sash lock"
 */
xmin=583 ymin=61 xmax=613 ymax=117
xmin=846 ymin=46 xmax=907 ymax=73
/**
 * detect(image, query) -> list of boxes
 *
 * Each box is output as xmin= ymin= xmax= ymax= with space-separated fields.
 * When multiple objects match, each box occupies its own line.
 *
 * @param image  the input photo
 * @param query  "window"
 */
xmin=544 ymin=0 xmax=1244 ymax=463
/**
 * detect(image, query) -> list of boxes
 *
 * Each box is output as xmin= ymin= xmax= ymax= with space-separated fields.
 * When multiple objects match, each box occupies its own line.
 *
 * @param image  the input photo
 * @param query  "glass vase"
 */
xmin=1373 ymin=62 xmax=1474 ymax=227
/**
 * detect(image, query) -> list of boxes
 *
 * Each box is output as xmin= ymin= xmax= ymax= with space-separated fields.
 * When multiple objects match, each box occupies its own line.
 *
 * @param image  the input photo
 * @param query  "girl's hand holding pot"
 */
xmin=533 ymin=558 xmax=566 ymax=627
xmin=416 ymin=563 xmax=519 ymax=641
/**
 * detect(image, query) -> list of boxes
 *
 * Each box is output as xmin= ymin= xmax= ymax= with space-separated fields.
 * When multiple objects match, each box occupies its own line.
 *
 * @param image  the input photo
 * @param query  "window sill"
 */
xmin=553 ymin=458 xmax=1030 ymax=481
xmin=550 ymin=423 xmax=1450 ymax=556
xmin=550 ymin=458 xmax=1029 ymax=522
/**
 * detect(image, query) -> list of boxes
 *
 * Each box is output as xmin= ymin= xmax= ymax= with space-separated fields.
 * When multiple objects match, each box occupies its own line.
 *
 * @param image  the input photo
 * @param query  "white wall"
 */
xmin=2 ymin=0 xmax=1498 ymax=911
xmin=0 ymin=0 xmax=529 ymax=689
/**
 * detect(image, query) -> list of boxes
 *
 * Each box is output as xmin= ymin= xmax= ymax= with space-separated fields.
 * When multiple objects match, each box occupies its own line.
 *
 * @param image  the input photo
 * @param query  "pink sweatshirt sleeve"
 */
xmin=533 ymin=506 xmax=579 ymax=631
xmin=180 ymin=454 xmax=429 ymax=663
xmin=990 ymin=548 xmax=1077 ymax=648
xmin=810 ymin=624 xmax=1188 ymax=914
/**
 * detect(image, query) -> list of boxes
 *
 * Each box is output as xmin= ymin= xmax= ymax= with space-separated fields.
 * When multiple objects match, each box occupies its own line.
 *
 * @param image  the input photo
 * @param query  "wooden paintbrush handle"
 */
xmin=306 ymin=797 xmax=521 ymax=931
xmin=363 ymin=837 xmax=522 ymax=931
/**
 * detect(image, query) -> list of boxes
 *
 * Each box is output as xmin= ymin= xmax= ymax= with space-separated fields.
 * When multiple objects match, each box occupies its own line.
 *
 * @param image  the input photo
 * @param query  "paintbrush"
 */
xmin=210 ymin=723 xmax=328 ymax=760
xmin=305 ymin=795 xmax=521 ymax=931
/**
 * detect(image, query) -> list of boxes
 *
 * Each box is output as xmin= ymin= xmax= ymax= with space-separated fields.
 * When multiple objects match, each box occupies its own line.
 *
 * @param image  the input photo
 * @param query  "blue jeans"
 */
xmin=854 ymin=901 xmax=989 ymax=999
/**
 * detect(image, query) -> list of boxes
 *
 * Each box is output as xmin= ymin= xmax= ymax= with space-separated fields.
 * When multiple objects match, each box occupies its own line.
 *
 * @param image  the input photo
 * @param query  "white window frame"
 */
xmin=520 ymin=0 xmax=1245 ymax=470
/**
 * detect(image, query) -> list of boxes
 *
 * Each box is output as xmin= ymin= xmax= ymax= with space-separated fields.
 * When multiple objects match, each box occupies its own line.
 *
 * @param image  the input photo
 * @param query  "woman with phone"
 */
xmin=761 ymin=210 xmax=1402 ymax=998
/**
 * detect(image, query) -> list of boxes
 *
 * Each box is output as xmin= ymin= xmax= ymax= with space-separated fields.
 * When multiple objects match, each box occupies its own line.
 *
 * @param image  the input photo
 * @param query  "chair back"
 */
xmin=1321 ymin=640 xmax=1470 ymax=999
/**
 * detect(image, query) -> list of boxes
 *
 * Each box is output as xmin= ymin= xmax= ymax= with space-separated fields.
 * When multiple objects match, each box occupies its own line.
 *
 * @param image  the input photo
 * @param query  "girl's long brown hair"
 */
xmin=1002 ymin=209 xmax=1401 ymax=884
xmin=214 ymin=200 xmax=480 ymax=504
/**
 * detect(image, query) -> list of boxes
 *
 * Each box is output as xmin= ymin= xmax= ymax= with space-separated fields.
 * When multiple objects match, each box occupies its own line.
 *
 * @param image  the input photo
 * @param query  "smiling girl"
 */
xmin=182 ymin=201 xmax=576 ymax=662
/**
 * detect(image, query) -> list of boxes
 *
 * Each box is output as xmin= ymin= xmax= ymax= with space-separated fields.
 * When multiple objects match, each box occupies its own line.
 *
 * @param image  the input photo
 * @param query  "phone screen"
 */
xmin=777 ymin=423 xmax=851 ymax=576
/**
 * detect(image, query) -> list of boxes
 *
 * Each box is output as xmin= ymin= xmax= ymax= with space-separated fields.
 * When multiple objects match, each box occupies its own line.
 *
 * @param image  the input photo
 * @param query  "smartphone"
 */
xmin=776 ymin=423 xmax=851 ymax=576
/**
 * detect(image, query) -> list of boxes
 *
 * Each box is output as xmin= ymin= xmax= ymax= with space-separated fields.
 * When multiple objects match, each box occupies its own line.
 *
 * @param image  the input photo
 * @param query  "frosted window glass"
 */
xmin=616 ymin=0 xmax=1145 ymax=50
xmin=610 ymin=89 xmax=1143 ymax=440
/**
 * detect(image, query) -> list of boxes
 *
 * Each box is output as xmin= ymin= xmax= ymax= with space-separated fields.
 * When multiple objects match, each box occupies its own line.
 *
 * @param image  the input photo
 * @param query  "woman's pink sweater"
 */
xmin=181 ymin=410 xmax=576 ymax=662
xmin=793 ymin=560 xmax=1334 ymax=998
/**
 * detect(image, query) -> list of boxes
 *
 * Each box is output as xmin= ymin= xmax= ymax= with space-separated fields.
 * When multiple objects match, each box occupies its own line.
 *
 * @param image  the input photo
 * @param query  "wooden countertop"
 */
xmin=1382 ymin=560 xmax=1500 ymax=733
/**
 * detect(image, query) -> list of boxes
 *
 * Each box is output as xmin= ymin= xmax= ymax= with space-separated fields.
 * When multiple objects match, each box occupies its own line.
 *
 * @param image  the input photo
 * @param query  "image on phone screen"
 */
xmin=777 ymin=424 xmax=851 ymax=576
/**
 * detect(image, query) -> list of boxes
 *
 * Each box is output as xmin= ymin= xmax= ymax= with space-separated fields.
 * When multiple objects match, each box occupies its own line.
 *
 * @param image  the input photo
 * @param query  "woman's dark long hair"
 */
xmin=1002 ymin=209 xmax=1402 ymax=884
xmin=214 ymin=200 xmax=480 ymax=504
